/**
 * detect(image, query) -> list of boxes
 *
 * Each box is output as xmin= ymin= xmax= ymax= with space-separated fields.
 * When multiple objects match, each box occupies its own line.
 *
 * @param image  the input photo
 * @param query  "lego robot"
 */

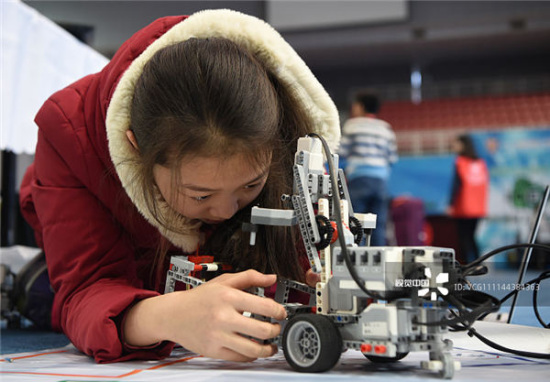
xmin=165 ymin=136 xmax=461 ymax=378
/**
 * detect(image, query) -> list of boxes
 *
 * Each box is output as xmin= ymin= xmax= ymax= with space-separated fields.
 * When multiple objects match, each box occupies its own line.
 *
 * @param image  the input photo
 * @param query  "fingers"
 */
xmin=199 ymin=315 xmax=280 ymax=361
xmin=206 ymin=345 xmax=259 ymax=363
xmin=209 ymin=270 xmax=287 ymax=320
xmin=212 ymin=343 xmax=278 ymax=362
xmin=305 ymin=269 xmax=321 ymax=287
xmin=212 ymin=348 xmax=256 ymax=363
xmin=231 ymin=313 xmax=282 ymax=340
xmin=232 ymin=291 xmax=287 ymax=321
xmin=219 ymin=331 xmax=278 ymax=361
xmin=199 ymin=320 xmax=279 ymax=362
xmin=214 ymin=269 xmax=277 ymax=290
xmin=183 ymin=270 xmax=287 ymax=362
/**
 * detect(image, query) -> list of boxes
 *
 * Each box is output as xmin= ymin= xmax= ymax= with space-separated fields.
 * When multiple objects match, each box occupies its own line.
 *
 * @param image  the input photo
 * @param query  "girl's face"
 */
xmin=153 ymin=154 xmax=270 ymax=224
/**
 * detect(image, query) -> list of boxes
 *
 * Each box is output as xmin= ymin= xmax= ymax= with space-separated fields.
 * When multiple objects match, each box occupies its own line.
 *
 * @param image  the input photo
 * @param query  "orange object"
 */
xmin=360 ymin=343 xmax=372 ymax=353
xmin=374 ymin=345 xmax=387 ymax=354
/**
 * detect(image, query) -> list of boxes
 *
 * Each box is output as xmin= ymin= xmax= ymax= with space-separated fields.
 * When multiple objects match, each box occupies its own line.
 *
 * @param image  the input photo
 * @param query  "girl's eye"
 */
xmin=245 ymin=183 xmax=260 ymax=189
xmin=193 ymin=195 xmax=210 ymax=202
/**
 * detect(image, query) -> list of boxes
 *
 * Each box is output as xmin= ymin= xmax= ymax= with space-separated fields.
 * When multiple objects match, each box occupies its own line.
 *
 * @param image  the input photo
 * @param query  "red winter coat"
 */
xmin=19 ymin=15 xmax=188 ymax=363
xmin=19 ymin=10 xmax=341 ymax=362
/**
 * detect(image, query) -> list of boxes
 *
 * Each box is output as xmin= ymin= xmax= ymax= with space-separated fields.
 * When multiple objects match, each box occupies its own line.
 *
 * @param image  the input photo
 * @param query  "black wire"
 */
xmin=462 ymin=243 xmax=550 ymax=328
xmin=463 ymin=243 xmax=550 ymax=274
xmin=494 ymin=271 xmax=550 ymax=328
xmin=414 ymin=292 xmax=500 ymax=329
xmin=415 ymin=286 xmax=550 ymax=359
xmin=307 ymin=133 xmax=384 ymax=300
xmin=497 ymin=271 xmax=550 ymax=305
xmin=398 ymin=238 xmax=550 ymax=356
xmin=458 ymin=244 xmax=550 ymax=357
xmin=533 ymin=270 xmax=550 ymax=328
xmin=467 ymin=327 xmax=550 ymax=359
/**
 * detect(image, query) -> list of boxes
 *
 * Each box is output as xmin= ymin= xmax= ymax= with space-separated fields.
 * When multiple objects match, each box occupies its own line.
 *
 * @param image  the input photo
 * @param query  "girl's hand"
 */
xmin=305 ymin=268 xmax=321 ymax=287
xmin=123 ymin=270 xmax=287 ymax=362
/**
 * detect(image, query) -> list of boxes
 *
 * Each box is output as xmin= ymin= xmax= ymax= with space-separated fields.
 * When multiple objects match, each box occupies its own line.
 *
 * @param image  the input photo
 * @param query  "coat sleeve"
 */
xmin=28 ymin=100 xmax=174 ymax=363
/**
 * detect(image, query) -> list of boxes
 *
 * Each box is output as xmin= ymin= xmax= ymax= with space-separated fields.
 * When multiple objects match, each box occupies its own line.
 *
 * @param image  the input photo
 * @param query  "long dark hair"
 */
xmin=457 ymin=134 xmax=479 ymax=160
xmin=130 ymin=38 xmax=313 ymax=281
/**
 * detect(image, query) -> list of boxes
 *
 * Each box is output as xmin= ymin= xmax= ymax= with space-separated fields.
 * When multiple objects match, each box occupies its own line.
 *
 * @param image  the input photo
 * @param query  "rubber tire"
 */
xmin=282 ymin=314 xmax=342 ymax=373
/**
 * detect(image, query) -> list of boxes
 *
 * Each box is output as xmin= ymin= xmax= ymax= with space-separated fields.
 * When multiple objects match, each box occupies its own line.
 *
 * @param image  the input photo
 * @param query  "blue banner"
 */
xmin=387 ymin=127 xmax=550 ymax=264
xmin=388 ymin=155 xmax=455 ymax=215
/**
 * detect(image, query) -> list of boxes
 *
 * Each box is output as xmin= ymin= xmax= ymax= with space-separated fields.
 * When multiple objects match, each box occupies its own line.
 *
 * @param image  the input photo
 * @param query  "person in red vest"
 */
xmin=448 ymin=134 xmax=489 ymax=264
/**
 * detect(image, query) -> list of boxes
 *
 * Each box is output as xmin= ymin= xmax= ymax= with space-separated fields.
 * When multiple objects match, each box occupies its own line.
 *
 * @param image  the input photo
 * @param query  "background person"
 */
xmin=447 ymin=134 xmax=490 ymax=264
xmin=339 ymin=91 xmax=398 ymax=246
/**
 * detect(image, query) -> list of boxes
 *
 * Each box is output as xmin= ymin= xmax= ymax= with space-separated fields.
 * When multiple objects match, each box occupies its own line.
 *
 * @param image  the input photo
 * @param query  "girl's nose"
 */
xmin=211 ymin=197 xmax=240 ymax=220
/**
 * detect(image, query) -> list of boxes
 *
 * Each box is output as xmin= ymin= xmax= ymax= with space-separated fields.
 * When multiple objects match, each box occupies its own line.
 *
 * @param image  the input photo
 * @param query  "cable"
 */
xmin=494 ymin=270 xmax=550 ymax=328
xmin=533 ymin=270 xmax=550 ymax=328
xmin=410 ymin=243 xmax=550 ymax=358
xmin=414 ymin=292 xmax=500 ymax=329
xmin=414 ymin=286 xmax=550 ymax=359
xmin=456 ymin=245 xmax=550 ymax=358
xmin=462 ymin=243 xmax=550 ymax=275
xmin=467 ymin=327 xmax=550 ymax=359
xmin=307 ymin=133 xmax=386 ymax=300
xmin=462 ymin=243 xmax=550 ymax=328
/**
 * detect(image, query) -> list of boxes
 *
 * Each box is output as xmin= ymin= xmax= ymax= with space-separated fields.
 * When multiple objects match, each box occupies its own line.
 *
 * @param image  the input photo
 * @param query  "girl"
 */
xmin=19 ymin=10 xmax=340 ymax=363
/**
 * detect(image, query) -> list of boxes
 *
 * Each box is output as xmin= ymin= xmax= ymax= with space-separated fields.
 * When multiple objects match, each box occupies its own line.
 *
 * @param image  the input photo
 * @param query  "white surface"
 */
xmin=1 ymin=0 xmax=108 ymax=154
xmin=450 ymin=320 xmax=550 ymax=354
xmin=1 ymin=321 xmax=548 ymax=381
xmin=0 ymin=246 xmax=41 ymax=274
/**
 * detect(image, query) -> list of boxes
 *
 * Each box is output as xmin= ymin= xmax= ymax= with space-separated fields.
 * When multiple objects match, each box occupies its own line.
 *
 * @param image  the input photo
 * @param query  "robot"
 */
xmin=166 ymin=136 xmax=461 ymax=378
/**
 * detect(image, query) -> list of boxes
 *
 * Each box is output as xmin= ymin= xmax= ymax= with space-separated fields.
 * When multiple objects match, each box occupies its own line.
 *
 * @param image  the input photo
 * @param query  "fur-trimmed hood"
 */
xmin=104 ymin=9 xmax=340 ymax=251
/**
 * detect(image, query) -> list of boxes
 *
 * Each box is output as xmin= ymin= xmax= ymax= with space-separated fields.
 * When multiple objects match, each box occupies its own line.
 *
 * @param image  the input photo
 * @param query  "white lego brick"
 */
xmin=354 ymin=212 xmax=377 ymax=229
xmin=250 ymin=206 xmax=297 ymax=226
